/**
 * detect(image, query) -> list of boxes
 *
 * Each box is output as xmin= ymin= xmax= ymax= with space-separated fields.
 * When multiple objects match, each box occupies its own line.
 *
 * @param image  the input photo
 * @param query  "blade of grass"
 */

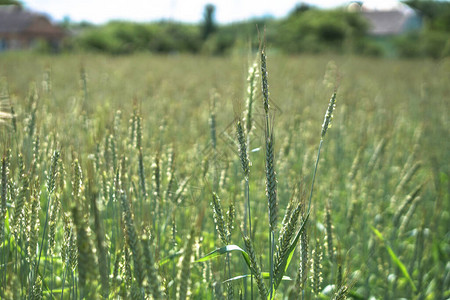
xmin=223 ymin=273 xmax=292 ymax=283
xmin=195 ymin=245 xmax=251 ymax=269
xmin=371 ymin=226 xmax=417 ymax=292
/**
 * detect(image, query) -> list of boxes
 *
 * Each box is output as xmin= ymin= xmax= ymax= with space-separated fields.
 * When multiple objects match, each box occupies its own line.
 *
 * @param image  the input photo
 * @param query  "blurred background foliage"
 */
xmin=2 ymin=0 xmax=450 ymax=58
xmin=54 ymin=1 xmax=450 ymax=58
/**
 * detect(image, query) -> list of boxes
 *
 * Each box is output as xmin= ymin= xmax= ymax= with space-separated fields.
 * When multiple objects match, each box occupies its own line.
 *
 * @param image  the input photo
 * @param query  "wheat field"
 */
xmin=0 ymin=51 xmax=448 ymax=299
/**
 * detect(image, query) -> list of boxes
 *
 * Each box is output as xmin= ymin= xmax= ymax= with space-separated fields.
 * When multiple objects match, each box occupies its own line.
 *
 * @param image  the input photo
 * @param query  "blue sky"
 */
xmin=24 ymin=0 xmax=402 ymax=24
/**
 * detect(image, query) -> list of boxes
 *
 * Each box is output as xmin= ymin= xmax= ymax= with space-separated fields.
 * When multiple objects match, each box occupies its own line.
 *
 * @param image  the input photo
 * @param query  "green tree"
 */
xmin=0 ymin=0 xmax=22 ymax=6
xmin=202 ymin=4 xmax=216 ymax=40
xmin=276 ymin=9 xmax=368 ymax=53
xmin=404 ymin=0 xmax=450 ymax=32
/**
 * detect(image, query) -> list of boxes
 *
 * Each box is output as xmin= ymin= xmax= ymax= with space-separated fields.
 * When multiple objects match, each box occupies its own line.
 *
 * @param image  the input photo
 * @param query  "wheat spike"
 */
xmin=28 ymin=180 xmax=40 ymax=263
xmin=299 ymin=216 xmax=309 ymax=290
xmin=393 ymin=182 xmax=425 ymax=227
xmin=321 ymin=92 xmax=337 ymax=139
xmin=26 ymin=83 xmax=38 ymax=137
xmin=332 ymin=285 xmax=348 ymax=300
xmin=47 ymin=195 xmax=60 ymax=255
xmin=91 ymin=192 xmax=110 ymax=298
xmin=12 ymin=154 xmax=29 ymax=236
xmin=165 ymin=147 xmax=175 ymax=202
xmin=0 ymin=154 xmax=10 ymax=244
xmin=120 ymin=191 xmax=145 ymax=289
xmin=61 ymin=212 xmax=72 ymax=267
xmin=398 ymin=196 xmax=421 ymax=236
xmin=395 ymin=161 xmax=422 ymax=196
xmin=236 ymin=121 xmax=250 ymax=178
xmin=311 ymin=238 xmax=323 ymax=297
xmin=212 ymin=192 xmax=229 ymax=245
xmin=367 ymin=138 xmax=387 ymax=173
xmin=123 ymin=245 xmax=133 ymax=289
xmin=72 ymin=205 xmax=98 ymax=299
xmin=325 ymin=203 xmax=335 ymax=262
xmin=177 ymin=227 xmax=195 ymax=300
xmin=226 ymin=282 xmax=234 ymax=300
xmin=141 ymin=228 xmax=164 ymax=299
xmin=30 ymin=274 xmax=43 ymax=300
xmin=261 ymin=47 xmax=269 ymax=115
xmin=347 ymin=146 xmax=363 ymax=182
xmin=274 ymin=202 xmax=301 ymax=287
xmin=245 ymin=61 xmax=258 ymax=134
xmin=226 ymin=203 xmax=235 ymax=243
xmin=46 ymin=150 xmax=60 ymax=196
xmin=265 ymin=132 xmax=278 ymax=232
xmin=243 ymin=234 xmax=268 ymax=299
xmin=209 ymin=92 xmax=217 ymax=150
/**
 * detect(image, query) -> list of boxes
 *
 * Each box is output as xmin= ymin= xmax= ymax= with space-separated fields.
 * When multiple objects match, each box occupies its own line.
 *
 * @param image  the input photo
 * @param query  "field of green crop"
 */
xmin=0 ymin=51 xmax=448 ymax=299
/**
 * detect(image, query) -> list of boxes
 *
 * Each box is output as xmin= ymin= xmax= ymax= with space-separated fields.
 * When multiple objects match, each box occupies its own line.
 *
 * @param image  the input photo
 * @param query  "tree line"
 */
xmin=39 ymin=2 xmax=450 ymax=58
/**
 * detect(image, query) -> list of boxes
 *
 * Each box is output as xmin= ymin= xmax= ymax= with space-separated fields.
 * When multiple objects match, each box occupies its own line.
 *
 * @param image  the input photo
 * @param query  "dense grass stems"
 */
xmin=120 ymin=191 xmax=145 ymax=294
xmin=0 ymin=49 xmax=447 ymax=299
xmin=141 ymin=228 xmax=164 ymax=299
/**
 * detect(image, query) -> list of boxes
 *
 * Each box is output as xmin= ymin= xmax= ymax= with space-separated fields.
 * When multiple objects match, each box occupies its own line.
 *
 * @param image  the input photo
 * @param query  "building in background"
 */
xmin=349 ymin=1 xmax=423 ymax=36
xmin=0 ymin=5 xmax=65 ymax=51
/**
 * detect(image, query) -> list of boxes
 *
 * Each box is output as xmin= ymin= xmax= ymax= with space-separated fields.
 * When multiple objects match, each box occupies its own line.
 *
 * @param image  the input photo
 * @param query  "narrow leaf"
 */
xmin=371 ymin=226 xmax=417 ymax=292
xmin=223 ymin=273 xmax=291 ymax=283
xmin=159 ymin=250 xmax=183 ymax=266
xmin=274 ymin=211 xmax=310 ymax=288
xmin=195 ymin=245 xmax=251 ymax=269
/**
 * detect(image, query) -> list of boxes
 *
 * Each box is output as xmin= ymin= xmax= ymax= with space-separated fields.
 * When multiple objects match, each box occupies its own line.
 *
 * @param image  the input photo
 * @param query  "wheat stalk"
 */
xmin=141 ymin=228 xmax=164 ymax=299
xmin=91 ymin=191 xmax=110 ymax=298
xmin=120 ymin=191 xmax=145 ymax=292
xmin=177 ymin=227 xmax=196 ymax=300
xmin=243 ymin=233 xmax=268 ymax=299
xmin=72 ymin=204 xmax=98 ymax=299
xmin=274 ymin=202 xmax=301 ymax=288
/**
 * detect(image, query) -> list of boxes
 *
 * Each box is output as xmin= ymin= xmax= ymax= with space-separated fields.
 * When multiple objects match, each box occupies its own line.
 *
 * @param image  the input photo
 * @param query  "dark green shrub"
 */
xmin=276 ymin=9 xmax=368 ymax=54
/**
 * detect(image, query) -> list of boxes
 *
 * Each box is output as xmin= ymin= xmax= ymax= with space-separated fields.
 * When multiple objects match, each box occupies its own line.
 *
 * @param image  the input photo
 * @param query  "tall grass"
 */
xmin=0 ymin=50 xmax=448 ymax=299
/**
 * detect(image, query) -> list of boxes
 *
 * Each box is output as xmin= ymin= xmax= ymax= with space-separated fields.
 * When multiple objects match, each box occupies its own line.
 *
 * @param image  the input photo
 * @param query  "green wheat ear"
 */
xmin=274 ymin=201 xmax=302 ymax=287
xmin=242 ymin=233 xmax=268 ymax=299
xmin=261 ymin=47 xmax=269 ymax=115
xmin=120 ymin=191 xmax=145 ymax=290
xmin=177 ymin=227 xmax=196 ymax=300
xmin=245 ymin=61 xmax=258 ymax=134
xmin=211 ymin=192 xmax=229 ymax=245
xmin=311 ymin=237 xmax=323 ymax=297
xmin=141 ymin=228 xmax=164 ymax=299
xmin=72 ymin=205 xmax=98 ymax=299
xmin=265 ymin=131 xmax=278 ymax=233
xmin=236 ymin=120 xmax=250 ymax=178
xmin=321 ymin=92 xmax=337 ymax=139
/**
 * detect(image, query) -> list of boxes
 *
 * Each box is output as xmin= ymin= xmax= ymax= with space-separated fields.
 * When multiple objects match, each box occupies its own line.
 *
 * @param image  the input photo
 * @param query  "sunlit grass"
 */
xmin=0 ymin=52 xmax=448 ymax=299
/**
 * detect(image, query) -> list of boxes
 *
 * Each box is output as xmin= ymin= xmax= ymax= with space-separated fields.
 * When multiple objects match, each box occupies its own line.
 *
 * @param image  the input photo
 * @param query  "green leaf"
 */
xmin=195 ymin=245 xmax=251 ymax=269
xmin=371 ymin=226 xmax=417 ymax=292
xmin=223 ymin=273 xmax=291 ymax=283
xmin=159 ymin=249 xmax=183 ymax=266
xmin=43 ymin=287 xmax=70 ymax=294
xmin=5 ymin=209 xmax=10 ymax=234
xmin=274 ymin=211 xmax=310 ymax=289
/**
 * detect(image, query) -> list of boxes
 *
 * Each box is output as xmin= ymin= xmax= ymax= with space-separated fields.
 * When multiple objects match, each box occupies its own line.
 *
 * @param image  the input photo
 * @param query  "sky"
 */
xmin=24 ymin=0 xmax=404 ymax=24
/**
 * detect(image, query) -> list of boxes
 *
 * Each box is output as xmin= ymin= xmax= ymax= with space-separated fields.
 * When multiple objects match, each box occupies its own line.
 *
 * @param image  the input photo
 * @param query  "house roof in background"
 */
xmin=0 ymin=5 xmax=63 ymax=36
xmin=362 ymin=10 xmax=410 ymax=35
xmin=0 ymin=5 xmax=37 ymax=33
